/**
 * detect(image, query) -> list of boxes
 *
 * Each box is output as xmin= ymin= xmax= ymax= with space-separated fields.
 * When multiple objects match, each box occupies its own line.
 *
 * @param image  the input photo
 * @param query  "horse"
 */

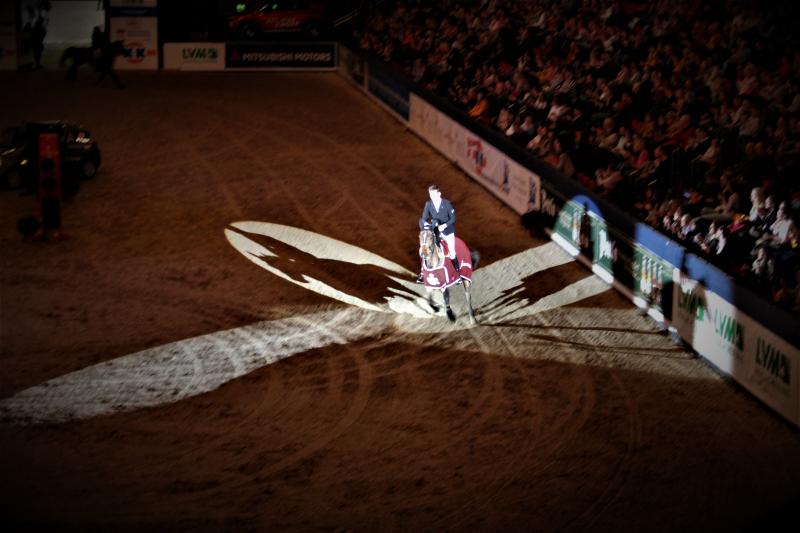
xmin=418 ymin=227 xmax=480 ymax=325
xmin=60 ymin=40 xmax=126 ymax=88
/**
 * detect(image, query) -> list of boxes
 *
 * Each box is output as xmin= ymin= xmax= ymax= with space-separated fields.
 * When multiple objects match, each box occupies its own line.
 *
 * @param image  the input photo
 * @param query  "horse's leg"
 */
xmin=108 ymin=68 xmax=125 ymax=89
xmin=443 ymin=288 xmax=456 ymax=322
xmin=66 ymin=62 xmax=77 ymax=82
xmin=463 ymin=281 xmax=477 ymax=325
xmin=426 ymin=288 xmax=439 ymax=313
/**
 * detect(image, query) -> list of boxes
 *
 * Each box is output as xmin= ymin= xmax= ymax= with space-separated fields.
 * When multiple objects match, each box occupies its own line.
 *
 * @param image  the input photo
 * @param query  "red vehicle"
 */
xmin=229 ymin=1 xmax=327 ymax=39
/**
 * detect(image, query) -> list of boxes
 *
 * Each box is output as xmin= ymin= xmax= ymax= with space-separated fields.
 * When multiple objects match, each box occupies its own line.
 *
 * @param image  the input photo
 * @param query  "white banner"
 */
xmin=672 ymin=272 xmax=799 ymax=426
xmin=409 ymin=94 xmax=539 ymax=215
xmin=110 ymin=16 xmax=158 ymax=70
xmin=164 ymin=42 xmax=225 ymax=71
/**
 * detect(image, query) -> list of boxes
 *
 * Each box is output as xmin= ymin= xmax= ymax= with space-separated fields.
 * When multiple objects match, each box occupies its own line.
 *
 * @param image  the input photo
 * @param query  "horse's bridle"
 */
xmin=419 ymin=228 xmax=443 ymax=269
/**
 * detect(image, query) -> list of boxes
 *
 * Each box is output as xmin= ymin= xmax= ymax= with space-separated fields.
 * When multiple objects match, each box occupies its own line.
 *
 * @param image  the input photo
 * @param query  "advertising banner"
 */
xmin=672 ymin=274 xmax=799 ymax=425
xmin=109 ymin=0 xmax=158 ymax=16
xmin=0 ymin=2 xmax=16 ymax=70
xmin=225 ymin=42 xmax=336 ymax=70
xmin=409 ymin=93 xmax=462 ymax=160
xmin=590 ymin=216 xmax=619 ymax=278
xmin=631 ymin=244 xmax=671 ymax=315
xmin=409 ymin=95 xmax=540 ymax=215
xmin=109 ymin=1 xmax=159 ymax=70
xmin=164 ymin=43 xmax=225 ymax=71
xmin=542 ymin=184 xmax=633 ymax=290
xmin=553 ymin=199 xmax=585 ymax=251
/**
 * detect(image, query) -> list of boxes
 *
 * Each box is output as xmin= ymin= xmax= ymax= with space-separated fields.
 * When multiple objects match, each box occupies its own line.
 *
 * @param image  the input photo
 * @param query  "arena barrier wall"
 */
xmin=336 ymin=45 xmax=800 ymax=427
xmin=163 ymin=41 xmax=337 ymax=71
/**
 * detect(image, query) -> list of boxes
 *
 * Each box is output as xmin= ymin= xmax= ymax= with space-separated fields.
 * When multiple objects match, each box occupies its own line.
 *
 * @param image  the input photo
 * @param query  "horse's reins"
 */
xmin=419 ymin=229 xmax=444 ymax=270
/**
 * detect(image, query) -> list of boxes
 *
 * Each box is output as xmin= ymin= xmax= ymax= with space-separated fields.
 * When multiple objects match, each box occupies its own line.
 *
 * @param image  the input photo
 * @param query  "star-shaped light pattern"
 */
xmin=1 ymin=222 xmax=677 ymax=425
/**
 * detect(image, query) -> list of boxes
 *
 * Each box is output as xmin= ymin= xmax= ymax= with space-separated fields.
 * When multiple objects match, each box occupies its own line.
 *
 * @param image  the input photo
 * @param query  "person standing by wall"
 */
xmin=31 ymin=16 xmax=46 ymax=69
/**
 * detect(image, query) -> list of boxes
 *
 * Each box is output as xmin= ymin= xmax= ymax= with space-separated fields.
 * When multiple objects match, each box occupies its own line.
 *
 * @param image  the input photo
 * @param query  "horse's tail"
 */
xmin=470 ymin=249 xmax=480 ymax=270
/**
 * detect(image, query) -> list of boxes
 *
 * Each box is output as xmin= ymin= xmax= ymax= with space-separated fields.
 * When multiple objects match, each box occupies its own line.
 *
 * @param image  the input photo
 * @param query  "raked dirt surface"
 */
xmin=1 ymin=70 xmax=799 ymax=532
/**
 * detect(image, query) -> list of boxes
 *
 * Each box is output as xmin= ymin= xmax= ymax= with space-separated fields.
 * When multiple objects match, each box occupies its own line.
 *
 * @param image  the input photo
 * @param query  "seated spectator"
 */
xmin=677 ymin=213 xmax=699 ymax=243
xmin=496 ymin=107 xmax=513 ymax=131
xmin=772 ymin=272 xmax=798 ymax=310
xmin=612 ymin=125 xmax=632 ymax=158
xmin=626 ymin=136 xmax=650 ymax=173
xmin=694 ymin=220 xmax=720 ymax=255
xmin=595 ymin=117 xmax=619 ymax=151
xmin=758 ymin=202 xmax=798 ymax=249
xmin=662 ymin=204 xmax=684 ymax=236
xmin=527 ymin=125 xmax=552 ymax=155
xmin=748 ymin=186 xmax=766 ymax=221
xmin=747 ymin=194 xmax=775 ymax=239
xmin=702 ymin=171 xmax=741 ymax=220
xmin=518 ymin=114 xmax=536 ymax=141
xmin=468 ymin=90 xmax=489 ymax=119
xmin=594 ymin=164 xmax=623 ymax=196
xmin=634 ymin=183 xmax=659 ymax=216
xmin=550 ymin=138 xmax=575 ymax=178
xmin=749 ymin=246 xmax=775 ymax=289
xmin=712 ymin=225 xmax=734 ymax=263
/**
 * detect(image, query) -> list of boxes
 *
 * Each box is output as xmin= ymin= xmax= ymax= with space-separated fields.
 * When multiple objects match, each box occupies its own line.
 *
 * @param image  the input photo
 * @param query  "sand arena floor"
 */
xmin=1 ymin=70 xmax=799 ymax=532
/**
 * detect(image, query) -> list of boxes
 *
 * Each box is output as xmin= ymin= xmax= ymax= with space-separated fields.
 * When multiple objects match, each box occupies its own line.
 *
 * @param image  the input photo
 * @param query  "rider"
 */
xmin=91 ymin=26 xmax=108 ymax=59
xmin=417 ymin=184 xmax=460 ymax=283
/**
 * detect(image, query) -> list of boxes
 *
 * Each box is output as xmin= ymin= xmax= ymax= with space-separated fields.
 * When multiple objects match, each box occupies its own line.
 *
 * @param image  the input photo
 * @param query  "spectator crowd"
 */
xmin=355 ymin=0 xmax=800 ymax=313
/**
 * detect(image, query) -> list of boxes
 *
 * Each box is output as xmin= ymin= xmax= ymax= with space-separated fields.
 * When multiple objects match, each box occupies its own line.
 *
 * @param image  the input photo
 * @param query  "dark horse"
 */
xmin=60 ymin=40 xmax=126 ymax=88
xmin=419 ymin=227 xmax=480 ymax=325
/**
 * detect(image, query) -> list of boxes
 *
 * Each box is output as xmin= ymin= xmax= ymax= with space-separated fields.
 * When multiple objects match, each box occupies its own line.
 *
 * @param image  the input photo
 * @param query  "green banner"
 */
xmin=554 ymin=200 xmax=583 ymax=250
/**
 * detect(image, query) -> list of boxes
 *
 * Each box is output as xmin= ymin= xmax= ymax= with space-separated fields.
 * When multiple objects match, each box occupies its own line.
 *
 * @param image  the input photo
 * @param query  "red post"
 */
xmin=38 ymin=133 xmax=63 ymax=239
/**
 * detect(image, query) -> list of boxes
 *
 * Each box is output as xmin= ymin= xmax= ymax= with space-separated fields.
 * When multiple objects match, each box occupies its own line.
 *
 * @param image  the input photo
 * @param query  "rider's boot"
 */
xmin=416 ymin=271 xmax=424 ymax=284
xmin=451 ymin=257 xmax=462 ymax=284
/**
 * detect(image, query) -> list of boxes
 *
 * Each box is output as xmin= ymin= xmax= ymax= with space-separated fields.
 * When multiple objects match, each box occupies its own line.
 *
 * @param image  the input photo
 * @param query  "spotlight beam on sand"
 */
xmin=1 ymin=222 xmax=620 ymax=425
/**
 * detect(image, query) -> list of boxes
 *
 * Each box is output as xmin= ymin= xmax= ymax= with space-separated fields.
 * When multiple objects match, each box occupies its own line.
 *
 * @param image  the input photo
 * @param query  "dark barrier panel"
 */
xmin=364 ymin=57 xmax=409 ymax=120
xmin=338 ymin=46 xmax=364 ymax=87
xmin=355 ymin=51 xmax=799 ymax=348
xmin=226 ymin=42 xmax=336 ymax=69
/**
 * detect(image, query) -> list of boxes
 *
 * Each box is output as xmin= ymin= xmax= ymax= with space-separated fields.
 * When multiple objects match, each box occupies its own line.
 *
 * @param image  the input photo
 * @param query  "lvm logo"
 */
xmin=755 ymin=338 xmax=791 ymax=385
xmin=712 ymin=309 xmax=744 ymax=351
xmin=183 ymin=47 xmax=218 ymax=61
xmin=678 ymin=286 xmax=706 ymax=321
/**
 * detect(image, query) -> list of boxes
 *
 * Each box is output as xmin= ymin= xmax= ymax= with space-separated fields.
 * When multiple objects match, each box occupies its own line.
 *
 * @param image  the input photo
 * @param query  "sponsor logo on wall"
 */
xmin=409 ymin=94 xmax=541 ymax=215
xmin=672 ymin=275 xmax=799 ymax=424
xmin=183 ymin=47 xmax=218 ymax=62
xmin=754 ymin=338 xmax=791 ymax=389
xmin=109 ymin=2 xmax=159 ymax=71
xmin=164 ymin=43 xmax=225 ymax=70
xmin=226 ymin=42 xmax=336 ymax=69
xmin=466 ymin=137 xmax=487 ymax=177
